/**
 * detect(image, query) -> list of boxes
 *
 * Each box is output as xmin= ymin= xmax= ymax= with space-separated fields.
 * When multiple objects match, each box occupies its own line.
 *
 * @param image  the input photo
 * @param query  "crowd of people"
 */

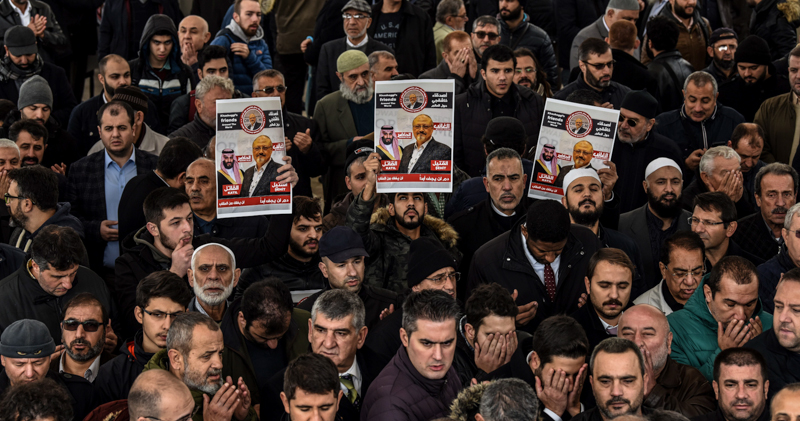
xmin=1 ymin=0 xmax=800 ymax=420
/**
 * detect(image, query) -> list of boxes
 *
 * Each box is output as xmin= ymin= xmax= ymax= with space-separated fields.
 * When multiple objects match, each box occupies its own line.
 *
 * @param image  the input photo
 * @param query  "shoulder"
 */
xmin=362 ymin=284 xmax=398 ymax=303
xmin=655 ymin=110 xmax=681 ymax=124
xmin=717 ymin=105 xmax=744 ymax=122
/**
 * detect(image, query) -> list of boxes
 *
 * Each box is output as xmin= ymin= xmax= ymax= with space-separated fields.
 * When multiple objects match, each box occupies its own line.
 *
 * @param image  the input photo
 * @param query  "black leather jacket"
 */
xmin=647 ymin=50 xmax=694 ymax=112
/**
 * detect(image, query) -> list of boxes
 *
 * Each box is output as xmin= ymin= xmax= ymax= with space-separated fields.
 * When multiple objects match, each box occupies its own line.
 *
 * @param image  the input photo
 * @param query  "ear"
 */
xmin=231 ymin=268 xmax=242 ymax=288
xmin=589 ymin=374 xmax=594 ymax=390
xmin=345 ymin=176 xmax=352 ymax=190
xmin=755 ymin=192 xmax=762 ymax=208
xmin=707 ymin=46 xmax=714 ymax=57
xmin=203 ymin=32 xmax=211 ymax=43
xmin=167 ymin=349 xmax=183 ymax=372
xmin=280 ymin=391 xmax=290 ymax=414
xmin=318 ymin=261 xmax=329 ymax=278
xmin=195 ymin=97 xmax=204 ymax=114
xmin=308 ymin=318 xmax=313 ymax=343
xmin=483 ymin=176 xmax=489 ymax=192
xmin=659 ymin=262 xmax=669 ymax=283
xmin=764 ymin=380 xmax=770 ymax=399
xmin=642 ymin=179 xmax=649 ymax=194
xmin=726 ymin=221 xmax=737 ymax=238
xmin=465 ymin=323 xmax=476 ymax=344
xmin=197 ymin=68 xmax=203 ymax=80
xmin=135 ymin=306 xmax=144 ymax=325
xmin=604 ymin=36 xmax=609 ymax=44
xmin=480 ymin=69 xmax=486 ymax=80
xmin=528 ymin=350 xmax=541 ymax=372
xmin=666 ymin=331 xmax=673 ymax=354
xmin=146 ymin=221 xmax=159 ymax=238
xmin=336 ymin=71 xmax=344 ymax=82
xmin=136 ymin=111 xmax=145 ymax=125
xmin=97 ymin=72 xmax=105 ymax=85
xmin=584 ymin=276 xmax=591 ymax=295
xmin=356 ymin=325 xmax=368 ymax=349
xmin=699 ymin=171 xmax=711 ymax=187
xmin=187 ymin=269 xmax=195 ymax=287
xmin=561 ymin=195 xmax=568 ymax=209
xmin=712 ymin=380 xmax=719 ymax=400
xmin=0 ymin=355 xmax=5 ymax=368
xmin=237 ymin=311 xmax=247 ymax=332
xmin=703 ymin=283 xmax=713 ymax=305
xmin=400 ymin=327 xmax=409 ymax=348
xmin=411 ymin=284 xmax=421 ymax=293
xmin=634 ymin=39 xmax=641 ymax=49
xmin=387 ymin=202 xmax=396 ymax=217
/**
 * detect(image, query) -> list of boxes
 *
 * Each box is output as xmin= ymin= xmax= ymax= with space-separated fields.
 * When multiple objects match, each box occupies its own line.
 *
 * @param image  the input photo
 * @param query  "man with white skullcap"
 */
xmin=619 ymin=158 xmax=693 ymax=288
xmin=186 ymin=243 xmax=240 ymax=322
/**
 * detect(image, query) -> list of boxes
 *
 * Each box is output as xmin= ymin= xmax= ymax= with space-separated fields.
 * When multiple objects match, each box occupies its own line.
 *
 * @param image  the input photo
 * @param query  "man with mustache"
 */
xmin=634 ymin=231 xmax=705 ymax=315
xmin=170 ymin=75 xmax=234 ymax=150
xmin=377 ymin=125 xmax=402 ymax=161
xmin=692 ymin=348 xmax=770 ymax=421
xmin=718 ymin=36 xmax=790 ymax=122
xmin=56 ymin=293 xmax=113 ymax=381
xmin=704 ymin=28 xmax=739 ymax=86
xmin=570 ymin=249 xmax=634 ymax=353
xmin=757 ymin=203 xmax=800 ymax=313
xmin=618 ymin=305 xmax=716 ymax=417
xmin=643 ymin=0 xmax=710 ymax=71
xmin=470 ymin=16 xmax=501 ymax=66
xmin=242 ymin=135 xmax=284 ymax=197
xmin=143 ymin=311 xmax=258 ymax=420
xmin=619 ymin=158 xmax=692 ymax=286
xmin=690 ymin=192 xmax=763 ymax=272
xmin=398 ymin=114 xmax=453 ymax=174
xmin=187 ymin=243 xmax=241 ymax=322
xmin=555 ymin=39 xmax=631 ymax=109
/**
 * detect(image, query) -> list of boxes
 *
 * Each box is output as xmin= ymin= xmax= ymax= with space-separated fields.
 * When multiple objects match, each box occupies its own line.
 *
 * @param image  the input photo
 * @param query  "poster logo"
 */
xmin=400 ymin=86 xmax=427 ymax=112
xmin=240 ymin=105 xmax=266 ymax=134
xmin=566 ymin=111 xmax=592 ymax=138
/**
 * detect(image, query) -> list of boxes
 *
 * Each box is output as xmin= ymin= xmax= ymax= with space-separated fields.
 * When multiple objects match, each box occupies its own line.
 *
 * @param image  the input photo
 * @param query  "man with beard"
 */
xmin=497 ymin=0 xmax=558 ymax=87
xmin=691 ymin=349 xmax=770 ymax=421
xmin=570 ymin=249 xmax=634 ymax=354
xmin=561 ymin=169 xmax=645 ymax=294
xmin=728 ymin=124 xmax=767 ymax=213
xmin=433 ymin=0 xmax=467 ymax=63
xmin=618 ymin=304 xmax=716 ymax=416
xmin=634 ymin=231 xmax=705 ymax=315
xmin=568 ymin=0 xmax=640 ymax=71
xmin=316 ymin=0 xmax=392 ymax=100
xmin=619 ymin=158 xmax=692 ymax=287
xmin=348 ymin=152 xmax=461 ymax=292
xmin=377 ymin=125 xmax=402 ymax=161
xmin=315 ymin=50 xmax=375 ymax=207
xmin=556 ymin=39 xmax=631 ymax=109
xmin=242 ymin=135 xmax=285 ymax=197
xmin=399 ymin=114 xmax=453 ymax=173
xmin=237 ymin=197 xmax=326 ymax=296
xmin=668 ymin=256 xmax=772 ymax=381
xmin=144 ymin=311 xmax=258 ymax=420
xmin=571 ymin=338 xmax=648 ymax=421
xmin=56 ymin=293 xmax=114 ymax=382
xmin=67 ymin=54 xmax=160 ymax=155
xmin=210 ymin=0 xmax=272 ymax=95
xmin=470 ymin=16 xmax=501 ymax=65
xmin=704 ymin=29 xmax=739 ymax=86
xmin=170 ymin=75 xmax=234 ymax=149
xmin=755 ymin=46 xmax=800 ymax=165
xmin=690 ymin=192 xmax=763 ymax=272
xmin=513 ymin=47 xmax=553 ymax=97
xmin=758 ymin=203 xmax=800 ymax=313
xmin=718 ymin=36 xmax=790 ymax=122
xmin=219 ymin=149 xmax=245 ymax=199
xmin=7 ymin=119 xmax=68 ymax=202
xmin=644 ymin=0 xmax=710 ymax=71
xmin=535 ymin=143 xmax=560 ymax=181
xmin=645 ymin=16 xmax=695 ymax=113
xmin=734 ymin=163 xmax=797 ymax=266
xmin=187 ymin=244 xmax=241 ymax=322
xmin=185 ymin=158 xmax=268 ymax=239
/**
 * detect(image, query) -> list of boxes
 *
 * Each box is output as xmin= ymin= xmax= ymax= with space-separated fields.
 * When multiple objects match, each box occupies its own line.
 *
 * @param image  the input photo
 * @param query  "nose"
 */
xmin=733 ymin=307 xmax=746 ymax=322
xmin=346 ymin=263 xmax=357 ymax=277
xmin=432 ymin=344 xmax=443 ymax=361
xmin=23 ymin=365 xmax=34 ymax=379
xmin=61 ymin=277 xmax=74 ymax=291
xmin=780 ymin=306 xmax=793 ymax=323
xmin=735 ymin=383 xmax=748 ymax=399
xmin=210 ymin=354 xmax=223 ymax=370
xmin=323 ymin=331 xmax=336 ymax=348
xmin=608 ymin=286 xmax=619 ymax=300
xmin=444 ymin=276 xmax=455 ymax=292
xmin=502 ymin=179 xmax=512 ymax=191
xmin=777 ymin=193 xmax=786 ymax=207
xmin=544 ymin=252 xmax=557 ymax=263
xmin=611 ymin=380 xmax=624 ymax=397
xmin=75 ymin=324 xmax=86 ymax=338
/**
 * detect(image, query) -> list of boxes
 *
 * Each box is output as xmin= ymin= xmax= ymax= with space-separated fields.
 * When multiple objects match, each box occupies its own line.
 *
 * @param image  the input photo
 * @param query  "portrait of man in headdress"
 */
xmin=218 ymin=148 xmax=244 ymax=197
xmin=376 ymin=125 xmax=403 ymax=161
xmin=534 ymin=143 xmax=560 ymax=183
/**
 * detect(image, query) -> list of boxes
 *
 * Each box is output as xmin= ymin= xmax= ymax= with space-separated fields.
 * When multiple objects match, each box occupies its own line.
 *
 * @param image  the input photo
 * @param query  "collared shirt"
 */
xmin=248 ymin=163 xmax=267 ymax=196
xmin=672 ymin=10 xmax=694 ymax=29
xmin=598 ymin=312 xmax=620 ymax=332
xmin=9 ymin=0 xmax=31 ymax=26
xmin=490 ymin=200 xmax=515 ymax=217
xmin=59 ymin=352 xmax=103 ymax=382
xmin=407 ymin=140 xmax=430 ymax=172
xmin=762 ymin=215 xmax=784 ymax=244
xmin=521 ymin=228 xmax=561 ymax=286
xmin=195 ymin=214 xmax=216 ymax=235
xmin=103 ymin=149 xmax=137 ymax=268
xmin=340 ymin=355 xmax=362 ymax=395
xmin=346 ymin=36 xmax=370 ymax=49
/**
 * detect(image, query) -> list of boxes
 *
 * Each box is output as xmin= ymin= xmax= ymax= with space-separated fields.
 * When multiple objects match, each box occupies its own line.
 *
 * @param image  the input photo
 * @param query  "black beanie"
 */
xmin=620 ymin=90 xmax=659 ymax=120
xmin=734 ymin=35 xmax=771 ymax=66
xmin=406 ymin=237 xmax=458 ymax=289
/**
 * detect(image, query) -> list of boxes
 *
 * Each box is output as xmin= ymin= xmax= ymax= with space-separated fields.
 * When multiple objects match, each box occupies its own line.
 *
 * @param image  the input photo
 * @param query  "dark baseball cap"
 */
xmin=345 ymin=138 xmax=375 ymax=170
xmin=708 ymin=27 xmax=737 ymax=46
xmin=319 ymin=226 xmax=369 ymax=263
xmin=5 ymin=26 xmax=37 ymax=56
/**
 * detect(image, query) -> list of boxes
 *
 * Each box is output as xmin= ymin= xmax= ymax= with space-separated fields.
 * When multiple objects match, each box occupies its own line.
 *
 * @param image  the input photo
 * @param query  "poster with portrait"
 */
xmin=374 ymin=80 xmax=455 ymax=193
xmin=215 ymin=97 xmax=291 ymax=218
xmin=528 ymin=98 xmax=619 ymax=201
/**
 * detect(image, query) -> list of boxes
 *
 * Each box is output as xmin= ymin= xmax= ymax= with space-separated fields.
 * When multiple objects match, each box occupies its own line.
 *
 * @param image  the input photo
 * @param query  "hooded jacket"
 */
xmin=210 ymin=20 xmax=273 ymax=95
xmin=346 ymin=192 xmax=461 ymax=293
xmin=93 ymin=331 xmax=155 ymax=405
xmin=9 ymin=202 xmax=84 ymax=252
xmin=448 ymin=382 xmax=488 ymax=421
xmin=129 ymin=14 xmax=194 ymax=129
xmin=667 ymin=276 xmax=774 ymax=381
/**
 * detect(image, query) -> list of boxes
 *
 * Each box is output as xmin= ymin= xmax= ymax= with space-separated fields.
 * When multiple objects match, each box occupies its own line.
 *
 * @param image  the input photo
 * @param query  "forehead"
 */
xmin=669 ymin=246 xmax=704 ymax=263
xmin=716 ymin=275 xmax=758 ymax=297
xmin=686 ymin=81 xmax=714 ymax=96
xmin=104 ymin=59 xmax=130 ymax=73
xmin=574 ymin=141 xmax=592 ymax=150
xmin=180 ymin=16 xmax=206 ymax=29
xmin=151 ymin=34 xmax=173 ymax=42
xmin=587 ymin=50 xmax=613 ymax=61
xmin=487 ymin=157 xmax=523 ymax=174
xmin=315 ymin=312 xmax=354 ymax=329
xmin=65 ymin=303 xmax=103 ymax=320
xmin=343 ymin=63 xmax=370 ymax=77
xmin=16 ymin=130 xmax=44 ymax=143
xmin=101 ymin=110 xmax=130 ymax=125
xmin=591 ymin=261 xmax=632 ymax=281
xmin=257 ymin=76 xmax=283 ymax=86
xmin=693 ymin=205 xmax=722 ymax=219
xmin=790 ymin=55 xmax=800 ymax=67
xmin=735 ymin=139 xmax=761 ymax=153
xmin=568 ymin=176 xmax=601 ymax=191
xmin=718 ymin=363 xmax=763 ymax=381
xmin=776 ymin=279 xmax=800 ymax=300
xmin=204 ymin=58 xmax=227 ymax=68
xmin=253 ymin=137 xmax=272 ymax=146
xmin=294 ymin=215 xmax=322 ymax=226
xmin=163 ymin=203 xmax=192 ymax=219
xmin=619 ymin=307 xmax=665 ymax=331
xmin=187 ymin=161 xmax=215 ymax=177
xmin=619 ymin=108 xmax=645 ymax=120
xmin=195 ymin=246 xmax=233 ymax=265
xmin=413 ymin=318 xmax=456 ymax=338
xmin=772 ymin=390 xmax=800 ymax=416
xmin=648 ymin=166 xmax=681 ymax=181
xmin=761 ymin=173 xmax=794 ymax=189
xmin=190 ymin=325 xmax=223 ymax=349
xmin=711 ymin=156 xmax=739 ymax=171
xmin=486 ymin=58 xmax=514 ymax=69
xmin=593 ymin=349 xmax=640 ymax=375
xmin=477 ymin=314 xmax=516 ymax=332
xmin=474 ymin=23 xmax=499 ymax=33
xmin=239 ymin=0 xmax=261 ymax=12
xmin=516 ymin=55 xmax=535 ymax=67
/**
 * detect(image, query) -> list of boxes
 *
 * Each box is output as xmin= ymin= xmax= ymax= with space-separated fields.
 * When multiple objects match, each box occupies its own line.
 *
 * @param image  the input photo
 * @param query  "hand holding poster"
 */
xmin=215 ymin=97 xmax=292 ymax=217
xmin=374 ymin=80 xmax=455 ymax=193
xmin=528 ymin=98 xmax=620 ymax=200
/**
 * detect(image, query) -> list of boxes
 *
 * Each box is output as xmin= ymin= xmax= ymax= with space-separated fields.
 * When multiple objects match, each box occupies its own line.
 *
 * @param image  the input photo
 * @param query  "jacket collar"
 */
xmin=396 ymin=345 xmax=453 ymax=396
xmin=680 ymin=104 xmax=718 ymax=124
xmin=684 ymin=276 xmax=767 ymax=331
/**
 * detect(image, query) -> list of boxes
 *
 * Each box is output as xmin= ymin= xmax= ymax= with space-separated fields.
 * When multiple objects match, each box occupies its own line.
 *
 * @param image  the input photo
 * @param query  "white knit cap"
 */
xmin=562 ymin=168 xmax=601 ymax=191
xmin=644 ymin=158 xmax=682 ymax=179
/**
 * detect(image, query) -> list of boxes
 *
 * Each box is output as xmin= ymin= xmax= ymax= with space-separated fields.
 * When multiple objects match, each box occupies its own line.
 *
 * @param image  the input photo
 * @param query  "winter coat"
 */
xmin=745 ymin=328 xmax=800 ymax=399
xmin=611 ymin=48 xmax=659 ymax=99
xmin=419 ymin=59 xmax=477 ymax=96
xmin=718 ymin=73 xmax=791 ymax=122
xmin=732 ymin=212 xmax=783 ymax=264
xmin=0 ymin=0 xmax=68 ymax=63
xmin=653 ymin=105 xmax=745 ymax=160
xmin=0 ymin=60 xmax=77 ymax=128
xmin=499 ymin=13 xmax=558 ymax=87
xmin=644 ymin=356 xmax=716 ymax=416
xmin=322 ymin=192 xmax=390 ymax=233
xmin=555 ymin=74 xmax=631 ymax=109
xmin=9 ymin=202 xmax=84 ymax=252
xmin=93 ymin=331 xmax=155 ymax=405
xmin=366 ymin=0 xmax=436 ymax=77
xmin=297 ymin=283 xmax=400 ymax=331
xmin=68 ymin=93 xmax=162 ymax=155
xmin=316 ymin=37 xmax=393 ymax=99
xmin=211 ymin=21 xmax=273 ymax=95
xmin=236 ymin=254 xmax=327 ymax=300
xmin=169 ymin=112 xmax=215 ymax=149
xmin=648 ymin=50 xmax=695 ymax=113
xmin=98 ymin=0 xmax=183 ymax=60
xmin=443 ymin=159 xmax=533 ymax=219
xmin=750 ymin=0 xmax=799 ymax=61
xmin=667 ymin=276 xmax=773 ymax=381
xmin=0 ymin=244 xmax=24 ymax=280
xmin=755 ymin=92 xmax=796 ymax=163
xmin=756 ymin=244 xmax=796 ymax=313
xmin=454 ymin=82 xmax=545 ymax=177
xmin=361 ymin=346 xmax=462 ymax=421
xmin=346 ymin=191 xmax=462 ymax=293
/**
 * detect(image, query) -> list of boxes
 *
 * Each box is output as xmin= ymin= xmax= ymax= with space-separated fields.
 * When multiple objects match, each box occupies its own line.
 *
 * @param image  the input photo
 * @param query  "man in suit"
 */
xmin=242 ymin=136 xmax=283 ymax=197
xmin=244 ymin=112 xmax=262 ymax=131
xmin=67 ymin=101 xmax=158 ymax=274
xmin=399 ymin=114 xmax=452 ymax=173
xmin=407 ymin=93 xmax=424 ymax=109
xmin=217 ymin=148 xmax=244 ymax=198
xmin=554 ymin=140 xmax=596 ymax=187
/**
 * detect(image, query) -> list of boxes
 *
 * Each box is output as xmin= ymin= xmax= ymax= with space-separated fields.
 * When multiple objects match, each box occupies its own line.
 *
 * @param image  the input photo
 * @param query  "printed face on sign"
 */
xmin=253 ymin=135 xmax=274 ymax=168
xmin=573 ymin=141 xmax=594 ymax=169
xmin=412 ymin=114 xmax=434 ymax=145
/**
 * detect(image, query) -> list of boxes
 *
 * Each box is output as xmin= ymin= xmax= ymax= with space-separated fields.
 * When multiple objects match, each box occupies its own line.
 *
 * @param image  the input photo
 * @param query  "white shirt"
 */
xmin=9 ymin=0 xmax=31 ymax=26
xmin=598 ymin=311 xmax=621 ymax=332
xmin=347 ymin=36 xmax=369 ymax=49
xmin=407 ymin=140 xmax=429 ymax=172
xmin=521 ymin=228 xmax=561 ymax=288
xmin=490 ymin=200 xmax=515 ymax=217
xmin=59 ymin=352 xmax=103 ymax=383
xmin=340 ymin=355 xmax=362 ymax=396
xmin=248 ymin=163 xmax=267 ymax=196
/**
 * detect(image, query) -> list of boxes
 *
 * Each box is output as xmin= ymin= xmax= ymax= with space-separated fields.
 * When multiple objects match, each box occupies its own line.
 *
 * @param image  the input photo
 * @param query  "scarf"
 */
xmin=0 ymin=55 xmax=43 ymax=83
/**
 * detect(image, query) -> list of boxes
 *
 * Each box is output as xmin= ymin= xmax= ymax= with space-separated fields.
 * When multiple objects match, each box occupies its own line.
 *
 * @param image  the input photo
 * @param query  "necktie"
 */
xmin=543 ymin=263 xmax=556 ymax=302
xmin=340 ymin=374 xmax=360 ymax=407
xmin=606 ymin=325 xmax=618 ymax=336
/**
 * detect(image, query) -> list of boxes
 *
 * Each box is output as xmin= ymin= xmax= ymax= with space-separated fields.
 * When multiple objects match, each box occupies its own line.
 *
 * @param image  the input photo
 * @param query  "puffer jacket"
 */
xmin=346 ymin=192 xmax=461 ymax=293
xmin=361 ymin=346 xmax=461 ymax=421
xmin=647 ymin=50 xmax=695 ymax=113
xmin=750 ymin=0 xmax=799 ymax=61
xmin=667 ymin=276 xmax=773 ymax=381
xmin=9 ymin=202 xmax=84 ymax=252
xmin=498 ymin=13 xmax=558 ymax=88
xmin=210 ymin=20 xmax=273 ymax=95
xmin=93 ymin=331 xmax=155 ymax=405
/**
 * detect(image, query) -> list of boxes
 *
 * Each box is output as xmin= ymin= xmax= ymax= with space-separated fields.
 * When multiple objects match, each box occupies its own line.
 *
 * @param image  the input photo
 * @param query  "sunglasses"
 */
xmin=253 ymin=85 xmax=286 ymax=95
xmin=473 ymin=31 xmax=499 ymax=40
xmin=618 ymin=115 xmax=639 ymax=128
xmin=62 ymin=319 xmax=102 ymax=332
xmin=582 ymin=60 xmax=615 ymax=70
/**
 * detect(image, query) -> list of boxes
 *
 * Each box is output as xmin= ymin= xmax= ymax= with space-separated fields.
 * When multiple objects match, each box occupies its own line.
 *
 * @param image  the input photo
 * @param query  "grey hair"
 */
xmin=402 ymin=289 xmax=460 ymax=335
xmin=683 ymin=71 xmax=718 ymax=97
xmin=485 ymin=147 xmax=522 ymax=174
xmin=436 ymin=0 xmax=464 ymax=23
xmin=311 ymin=289 xmax=366 ymax=330
xmin=698 ymin=146 xmax=740 ymax=175
xmin=196 ymin=75 xmax=234 ymax=101
xmin=589 ymin=337 xmax=645 ymax=377
xmin=785 ymin=202 xmax=800 ymax=230
xmin=191 ymin=242 xmax=237 ymax=272
xmin=478 ymin=379 xmax=540 ymax=421
xmin=472 ymin=15 xmax=500 ymax=32
xmin=252 ymin=69 xmax=285 ymax=91
xmin=0 ymin=138 xmax=20 ymax=156
xmin=346 ymin=155 xmax=368 ymax=177
xmin=166 ymin=312 xmax=220 ymax=357
xmin=755 ymin=162 xmax=799 ymax=196
xmin=369 ymin=50 xmax=396 ymax=71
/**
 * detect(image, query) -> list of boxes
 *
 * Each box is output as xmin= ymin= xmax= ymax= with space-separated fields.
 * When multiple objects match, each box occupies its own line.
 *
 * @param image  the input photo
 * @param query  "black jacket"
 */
xmin=554 ymin=0 xmax=608 ymax=68
xmin=0 ymin=60 xmax=77 ymax=127
xmin=93 ymin=331 xmax=154 ymax=405
xmin=745 ymin=329 xmax=800 ymax=399
xmin=169 ymin=113 xmax=215 ymax=149
xmin=731 ymin=212 xmax=783 ymax=263
xmin=98 ymin=0 xmax=183 ymax=60
xmin=750 ymin=0 xmax=798 ymax=61
xmin=611 ymin=48 xmax=659 ymax=98
xmin=454 ymin=82 xmax=544 ymax=177
xmin=0 ymin=370 xmax=95 ymax=421
xmin=466 ymin=220 xmax=602 ymax=334
xmin=570 ymin=303 xmax=614 ymax=353
xmin=192 ymin=214 xmax=269 ymax=240
xmin=316 ymin=37 xmax=393 ymax=99
xmin=237 ymin=253 xmax=326 ymax=299
xmin=756 ymin=244 xmax=796 ymax=313
xmin=647 ymin=50 xmax=695 ymax=113
xmin=68 ymin=93 xmax=162 ymax=155
xmin=692 ymin=407 xmax=770 ymax=421
xmin=284 ymin=111 xmax=326 ymax=198
xmin=297 ymin=283 xmax=400 ymax=331
xmin=0 ymin=0 xmax=69 ymax=63
xmin=367 ymin=0 xmax=436 ymax=77
xmin=555 ymin=75 xmax=631 ymax=109
xmin=0 ymin=110 xmax=81 ymax=170
xmin=654 ymin=105 xmax=746 ymax=160
xmin=420 ymin=59 xmax=475 ymax=96
xmin=718 ymin=73 xmax=791 ymax=122
xmin=680 ymin=177 xmax=756 ymax=219
xmin=499 ymin=14 xmax=558 ymax=87
xmin=362 ymin=305 xmax=404 ymax=377
xmin=116 ymin=170 xmax=168 ymax=254
xmin=0 ymin=244 xmax=24 ymax=280
xmin=599 ymin=226 xmax=646 ymax=297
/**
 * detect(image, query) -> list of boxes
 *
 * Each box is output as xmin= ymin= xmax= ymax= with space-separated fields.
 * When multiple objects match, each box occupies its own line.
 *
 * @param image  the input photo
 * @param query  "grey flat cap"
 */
xmin=342 ymin=0 xmax=371 ymax=14
xmin=608 ymin=0 xmax=640 ymax=10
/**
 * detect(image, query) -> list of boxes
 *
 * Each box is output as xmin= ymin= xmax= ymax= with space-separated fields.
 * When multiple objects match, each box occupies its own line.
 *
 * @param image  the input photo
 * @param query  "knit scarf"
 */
xmin=0 ymin=55 xmax=43 ymax=83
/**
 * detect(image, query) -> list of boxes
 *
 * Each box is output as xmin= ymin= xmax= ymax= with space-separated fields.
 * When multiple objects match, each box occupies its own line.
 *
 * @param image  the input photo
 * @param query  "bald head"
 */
xmin=619 ymin=304 xmax=669 ymax=332
xmin=771 ymin=384 xmax=800 ymax=419
xmin=187 ymin=157 xmax=215 ymax=174
xmin=179 ymin=15 xmax=211 ymax=52
xmin=618 ymin=304 xmax=672 ymax=373
xmin=128 ymin=369 xmax=194 ymax=419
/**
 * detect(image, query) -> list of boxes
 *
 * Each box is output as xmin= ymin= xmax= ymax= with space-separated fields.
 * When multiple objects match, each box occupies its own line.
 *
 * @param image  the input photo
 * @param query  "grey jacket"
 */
xmin=633 ymin=279 xmax=676 ymax=316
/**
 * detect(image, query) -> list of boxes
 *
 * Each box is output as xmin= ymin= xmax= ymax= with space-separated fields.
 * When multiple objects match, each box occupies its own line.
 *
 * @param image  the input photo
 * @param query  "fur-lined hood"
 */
xmin=369 ymin=207 xmax=459 ymax=248
xmin=449 ymin=382 xmax=489 ymax=421
xmin=779 ymin=0 xmax=800 ymax=23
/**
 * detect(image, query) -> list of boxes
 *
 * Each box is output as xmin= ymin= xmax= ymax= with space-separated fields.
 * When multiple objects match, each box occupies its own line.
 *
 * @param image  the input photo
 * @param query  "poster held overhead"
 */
xmin=215 ymin=97 xmax=292 ymax=217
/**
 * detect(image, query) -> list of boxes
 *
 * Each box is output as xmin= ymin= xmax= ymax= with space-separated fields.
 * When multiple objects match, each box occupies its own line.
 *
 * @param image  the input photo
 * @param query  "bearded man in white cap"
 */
xmin=619 ymin=158 xmax=692 ymax=288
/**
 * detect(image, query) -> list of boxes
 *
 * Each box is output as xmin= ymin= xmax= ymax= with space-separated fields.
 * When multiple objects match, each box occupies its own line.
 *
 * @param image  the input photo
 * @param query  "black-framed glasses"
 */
xmin=62 ymin=319 xmax=102 ymax=332
xmin=452 ymin=13 xmax=468 ymax=19
xmin=3 ymin=193 xmax=22 ymax=205
xmin=582 ymin=60 xmax=615 ymax=70
xmin=618 ymin=115 xmax=639 ymax=128
xmin=144 ymin=405 xmax=201 ymax=421
xmin=342 ymin=13 xmax=369 ymax=20
xmin=142 ymin=308 xmax=184 ymax=321
xmin=688 ymin=217 xmax=725 ymax=227
xmin=425 ymin=272 xmax=460 ymax=285
xmin=669 ymin=267 xmax=705 ymax=281
xmin=473 ymin=31 xmax=499 ymax=40
xmin=253 ymin=85 xmax=286 ymax=95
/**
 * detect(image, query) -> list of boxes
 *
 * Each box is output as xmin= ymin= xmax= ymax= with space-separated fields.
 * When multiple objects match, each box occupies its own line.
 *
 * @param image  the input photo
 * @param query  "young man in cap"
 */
xmin=704 ymin=28 xmax=739 ymax=86
xmin=88 ymin=85 xmax=170 ymax=156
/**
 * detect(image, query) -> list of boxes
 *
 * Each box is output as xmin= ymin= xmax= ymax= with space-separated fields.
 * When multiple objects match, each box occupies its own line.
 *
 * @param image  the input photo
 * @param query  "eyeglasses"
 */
xmin=688 ymin=217 xmax=726 ymax=227
xmin=144 ymin=405 xmax=201 ymax=421
xmin=62 ymin=319 xmax=102 ymax=332
xmin=142 ymin=309 xmax=184 ymax=321
xmin=3 ymin=193 xmax=22 ymax=205
xmin=582 ymin=60 xmax=615 ymax=70
xmin=787 ymin=229 xmax=800 ymax=239
xmin=425 ymin=272 xmax=460 ymax=285
xmin=342 ymin=13 xmax=369 ymax=20
xmin=515 ymin=67 xmax=536 ymax=73
xmin=452 ymin=13 xmax=468 ymax=19
xmin=473 ymin=31 xmax=499 ymax=40
xmin=618 ymin=115 xmax=639 ymax=128
xmin=669 ymin=268 xmax=704 ymax=281
xmin=253 ymin=85 xmax=286 ymax=96
xmin=716 ymin=44 xmax=736 ymax=52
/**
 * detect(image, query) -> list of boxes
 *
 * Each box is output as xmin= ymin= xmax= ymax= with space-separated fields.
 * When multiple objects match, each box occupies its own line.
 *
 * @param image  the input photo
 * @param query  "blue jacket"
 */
xmin=211 ymin=20 xmax=272 ymax=95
